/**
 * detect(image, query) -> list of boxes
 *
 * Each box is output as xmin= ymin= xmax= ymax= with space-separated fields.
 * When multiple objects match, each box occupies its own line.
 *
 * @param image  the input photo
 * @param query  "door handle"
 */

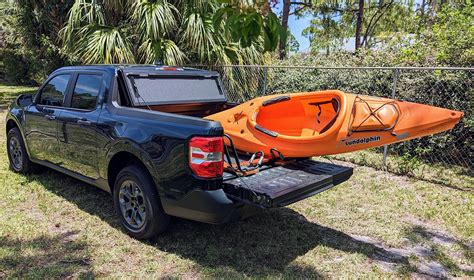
xmin=77 ymin=119 xmax=91 ymax=126
xmin=45 ymin=115 xmax=56 ymax=121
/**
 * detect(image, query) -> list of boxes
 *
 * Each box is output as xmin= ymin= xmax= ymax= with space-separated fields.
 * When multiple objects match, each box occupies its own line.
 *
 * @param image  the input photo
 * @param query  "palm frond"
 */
xmin=132 ymin=0 xmax=179 ymax=40
xmin=180 ymin=11 xmax=217 ymax=62
xmin=60 ymin=0 xmax=106 ymax=48
xmin=74 ymin=25 xmax=135 ymax=64
xmin=138 ymin=38 xmax=185 ymax=65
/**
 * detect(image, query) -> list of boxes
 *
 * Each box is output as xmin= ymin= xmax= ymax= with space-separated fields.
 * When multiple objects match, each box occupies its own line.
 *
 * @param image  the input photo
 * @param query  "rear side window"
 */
xmin=39 ymin=74 xmax=71 ymax=106
xmin=71 ymin=74 xmax=102 ymax=110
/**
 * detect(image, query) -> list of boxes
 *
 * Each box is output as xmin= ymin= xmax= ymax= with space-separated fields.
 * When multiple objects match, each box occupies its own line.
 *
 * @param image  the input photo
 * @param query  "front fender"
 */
xmin=5 ymin=106 xmax=31 ymax=157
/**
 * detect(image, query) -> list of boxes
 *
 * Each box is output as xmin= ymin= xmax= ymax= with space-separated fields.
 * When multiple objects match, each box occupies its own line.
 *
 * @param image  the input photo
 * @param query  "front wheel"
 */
xmin=113 ymin=165 xmax=169 ymax=239
xmin=7 ymin=127 xmax=37 ymax=173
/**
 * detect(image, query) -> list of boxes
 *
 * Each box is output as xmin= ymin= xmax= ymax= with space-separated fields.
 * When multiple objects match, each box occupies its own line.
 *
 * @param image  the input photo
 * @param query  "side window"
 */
xmin=39 ymin=74 xmax=71 ymax=106
xmin=71 ymin=74 xmax=102 ymax=110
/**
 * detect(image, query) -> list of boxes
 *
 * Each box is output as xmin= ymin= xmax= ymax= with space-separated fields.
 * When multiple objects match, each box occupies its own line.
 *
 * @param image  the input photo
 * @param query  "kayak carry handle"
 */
xmin=255 ymin=124 xmax=279 ymax=137
xmin=262 ymin=95 xmax=291 ymax=107
xmin=270 ymin=148 xmax=285 ymax=161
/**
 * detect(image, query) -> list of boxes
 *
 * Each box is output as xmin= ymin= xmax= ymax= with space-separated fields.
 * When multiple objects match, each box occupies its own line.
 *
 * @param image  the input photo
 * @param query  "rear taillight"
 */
xmin=189 ymin=136 xmax=224 ymax=178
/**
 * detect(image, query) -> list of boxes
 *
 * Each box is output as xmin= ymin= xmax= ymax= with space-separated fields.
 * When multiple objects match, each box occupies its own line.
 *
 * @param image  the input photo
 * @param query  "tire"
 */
xmin=7 ymin=127 xmax=37 ymax=173
xmin=113 ymin=164 xmax=170 ymax=239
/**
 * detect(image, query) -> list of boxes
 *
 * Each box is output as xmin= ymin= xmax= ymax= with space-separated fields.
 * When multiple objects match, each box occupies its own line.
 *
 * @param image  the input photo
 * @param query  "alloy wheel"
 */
xmin=118 ymin=180 xmax=147 ymax=229
xmin=9 ymin=136 xmax=23 ymax=170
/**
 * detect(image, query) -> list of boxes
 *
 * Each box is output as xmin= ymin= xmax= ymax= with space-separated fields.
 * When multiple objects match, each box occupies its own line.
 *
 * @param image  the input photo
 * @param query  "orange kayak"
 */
xmin=206 ymin=90 xmax=464 ymax=158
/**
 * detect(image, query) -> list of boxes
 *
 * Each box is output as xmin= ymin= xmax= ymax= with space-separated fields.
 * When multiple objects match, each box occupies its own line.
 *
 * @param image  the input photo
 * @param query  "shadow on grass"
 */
xmin=29 ymin=169 xmax=410 ymax=277
xmin=402 ymin=224 xmax=474 ymax=278
xmin=0 ymin=231 xmax=93 ymax=278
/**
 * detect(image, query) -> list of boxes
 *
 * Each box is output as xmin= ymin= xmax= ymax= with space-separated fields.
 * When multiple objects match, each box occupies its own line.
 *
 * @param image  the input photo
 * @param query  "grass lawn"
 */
xmin=0 ymin=84 xmax=37 ymax=110
xmin=0 ymin=84 xmax=473 ymax=278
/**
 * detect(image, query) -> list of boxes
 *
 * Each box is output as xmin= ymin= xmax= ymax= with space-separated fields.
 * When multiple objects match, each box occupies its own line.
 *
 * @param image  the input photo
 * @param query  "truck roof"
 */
xmin=52 ymin=64 xmax=219 ymax=77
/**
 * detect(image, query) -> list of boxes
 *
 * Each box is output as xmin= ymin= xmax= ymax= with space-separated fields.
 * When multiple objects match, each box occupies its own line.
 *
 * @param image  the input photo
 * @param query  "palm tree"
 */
xmin=60 ymin=0 xmax=270 ymax=66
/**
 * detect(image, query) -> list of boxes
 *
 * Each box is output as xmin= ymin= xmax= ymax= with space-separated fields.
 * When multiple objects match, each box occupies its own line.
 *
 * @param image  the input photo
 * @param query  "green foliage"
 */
xmin=396 ymin=147 xmax=427 ymax=176
xmin=0 ymin=0 xmax=73 ymax=84
xmin=1 ymin=0 xmax=282 ymax=83
xmin=214 ymin=0 xmax=283 ymax=51
xmin=301 ymin=0 xmax=472 ymax=64
xmin=286 ymin=32 xmax=300 ymax=54
xmin=398 ymin=4 xmax=474 ymax=67
xmin=302 ymin=1 xmax=417 ymax=52
xmin=60 ymin=0 xmax=280 ymax=65
xmin=302 ymin=7 xmax=351 ymax=54
xmin=0 ymin=49 xmax=29 ymax=85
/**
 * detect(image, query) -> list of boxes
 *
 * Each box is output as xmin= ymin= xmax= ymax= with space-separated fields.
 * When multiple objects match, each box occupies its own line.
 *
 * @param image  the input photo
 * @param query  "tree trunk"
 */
xmin=420 ymin=0 xmax=426 ymax=18
xmin=278 ymin=0 xmax=291 ymax=59
xmin=355 ymin=0 xmax=364 ymax=51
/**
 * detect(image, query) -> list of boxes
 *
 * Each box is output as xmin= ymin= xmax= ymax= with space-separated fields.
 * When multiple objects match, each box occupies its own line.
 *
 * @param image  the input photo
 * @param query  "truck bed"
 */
xmin=136 ymin=102 xmax=235 ymax=118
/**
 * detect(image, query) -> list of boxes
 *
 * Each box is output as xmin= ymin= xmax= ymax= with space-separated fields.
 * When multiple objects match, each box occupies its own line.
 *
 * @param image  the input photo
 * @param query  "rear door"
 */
xmin=57 ymin=72 xmax=104 ymax=179
xmin=24 ymin=73 xmax=72 ymax=164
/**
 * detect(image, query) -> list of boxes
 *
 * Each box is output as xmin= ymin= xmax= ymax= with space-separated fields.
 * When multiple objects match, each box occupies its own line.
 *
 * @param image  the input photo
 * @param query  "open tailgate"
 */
xmin=223 ymin=159 xmax=353 ymax=208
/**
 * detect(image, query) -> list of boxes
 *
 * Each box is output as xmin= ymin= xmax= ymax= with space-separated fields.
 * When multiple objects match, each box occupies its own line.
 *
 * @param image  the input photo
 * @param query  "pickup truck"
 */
xmin=6 ymin=65 xmax=353 ymax=239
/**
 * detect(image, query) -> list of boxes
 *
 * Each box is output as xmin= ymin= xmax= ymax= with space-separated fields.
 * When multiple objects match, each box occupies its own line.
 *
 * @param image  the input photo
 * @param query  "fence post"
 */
xmin=262 ymin=67 xmax=268 ymax=95
xmin=383 ymin=68 xmax=400 ymax=168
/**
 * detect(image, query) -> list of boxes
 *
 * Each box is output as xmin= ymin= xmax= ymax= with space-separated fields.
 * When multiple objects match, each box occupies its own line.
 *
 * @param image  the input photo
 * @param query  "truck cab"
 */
xmin=6 ymin=65 xmax=353 ymax=239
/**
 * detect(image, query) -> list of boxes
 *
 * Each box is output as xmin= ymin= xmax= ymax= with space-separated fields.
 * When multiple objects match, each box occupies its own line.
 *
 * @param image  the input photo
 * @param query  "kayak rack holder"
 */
xmin=223 ymin=134 xmax=285 ymax=176
xmin=223 ymin=134 xmax=244 ymax=173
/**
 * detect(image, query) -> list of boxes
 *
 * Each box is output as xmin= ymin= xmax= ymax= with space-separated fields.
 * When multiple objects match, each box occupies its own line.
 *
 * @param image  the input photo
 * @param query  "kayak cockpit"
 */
xmin=251 ymin=91 xmax=346 ymax=139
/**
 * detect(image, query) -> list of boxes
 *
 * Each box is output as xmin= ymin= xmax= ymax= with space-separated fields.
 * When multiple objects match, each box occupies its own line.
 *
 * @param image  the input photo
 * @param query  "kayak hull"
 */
xmin=206 ymin=90 xmax=463 ymax=158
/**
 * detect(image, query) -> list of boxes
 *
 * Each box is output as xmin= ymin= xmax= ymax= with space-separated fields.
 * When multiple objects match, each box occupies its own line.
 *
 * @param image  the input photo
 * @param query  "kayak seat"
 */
xmin=307 ymin=98 xmax=340 ymax=135
xmin=320 ymin=98 xmax=340 ymax=134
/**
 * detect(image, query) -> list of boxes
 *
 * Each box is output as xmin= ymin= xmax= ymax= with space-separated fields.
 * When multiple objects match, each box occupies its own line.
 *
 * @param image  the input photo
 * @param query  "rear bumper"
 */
xmin=160 ymin=189 xmax=262 ymax=224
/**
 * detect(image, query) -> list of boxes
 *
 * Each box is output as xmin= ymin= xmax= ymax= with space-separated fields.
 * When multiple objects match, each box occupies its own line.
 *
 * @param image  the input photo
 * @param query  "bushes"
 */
xmin=0 ymin=48 xmax=29 ymax=85
xmin=0 ymin=44 xmax=66 ymax=85
xmin=0 ymin=1 xmax=71 ymax=85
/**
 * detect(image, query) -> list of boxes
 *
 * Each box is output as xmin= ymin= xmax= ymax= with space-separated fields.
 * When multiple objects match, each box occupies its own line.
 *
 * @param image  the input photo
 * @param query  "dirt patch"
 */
xmin=349 ymin=217 xmax=474 ymax=278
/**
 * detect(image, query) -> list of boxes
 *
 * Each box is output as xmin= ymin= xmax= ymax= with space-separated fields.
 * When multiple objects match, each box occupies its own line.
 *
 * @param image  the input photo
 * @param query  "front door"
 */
xmin=24 ymin=74 xmax=72 ymax=164
xmin=58 ymin=73 xmax=104 ymax=179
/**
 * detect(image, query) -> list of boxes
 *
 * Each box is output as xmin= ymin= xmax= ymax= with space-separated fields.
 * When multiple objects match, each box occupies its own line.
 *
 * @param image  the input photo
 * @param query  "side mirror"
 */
xmin=16 ymin=94 xmax=33 ymax=107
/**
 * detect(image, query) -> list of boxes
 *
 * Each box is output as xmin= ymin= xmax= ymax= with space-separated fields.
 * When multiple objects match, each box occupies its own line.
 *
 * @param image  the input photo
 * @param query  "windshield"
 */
xmin=127 ymin=76 xmax=225 ymax=105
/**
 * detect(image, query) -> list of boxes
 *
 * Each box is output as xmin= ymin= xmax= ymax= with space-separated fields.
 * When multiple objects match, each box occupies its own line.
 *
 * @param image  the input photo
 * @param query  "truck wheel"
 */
xmin=113 ymin=165 xmax=170 ymax=239
xmin=7 ymin=127 xmax=37 ymax=173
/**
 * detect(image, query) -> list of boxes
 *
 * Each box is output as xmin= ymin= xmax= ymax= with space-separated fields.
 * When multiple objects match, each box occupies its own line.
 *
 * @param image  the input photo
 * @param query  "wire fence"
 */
xmin=191 ymin=65 xmax=473 ymax=174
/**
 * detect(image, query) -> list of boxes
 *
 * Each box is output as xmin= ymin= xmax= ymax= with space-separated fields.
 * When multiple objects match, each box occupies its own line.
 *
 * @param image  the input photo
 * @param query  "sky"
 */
xmin=273 ymin=2 xmax=355 ymax=53
xmin=288 ymin=12 xmax=312 ymax=52
xmin=272 ymin=2 xmax=313 ymax=53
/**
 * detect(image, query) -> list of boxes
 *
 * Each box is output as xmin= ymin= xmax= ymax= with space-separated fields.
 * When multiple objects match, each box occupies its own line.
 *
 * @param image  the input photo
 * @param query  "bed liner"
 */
xmin=223 ymin=159 xmax=353 ymax=208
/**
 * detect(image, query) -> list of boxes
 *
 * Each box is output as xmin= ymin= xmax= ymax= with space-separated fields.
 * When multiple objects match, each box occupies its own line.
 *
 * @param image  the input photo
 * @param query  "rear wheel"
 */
xmin=7 ymin=127 xmax=37 ymax=173
xmin=113 ymin=165 xmax=169 ymax=239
